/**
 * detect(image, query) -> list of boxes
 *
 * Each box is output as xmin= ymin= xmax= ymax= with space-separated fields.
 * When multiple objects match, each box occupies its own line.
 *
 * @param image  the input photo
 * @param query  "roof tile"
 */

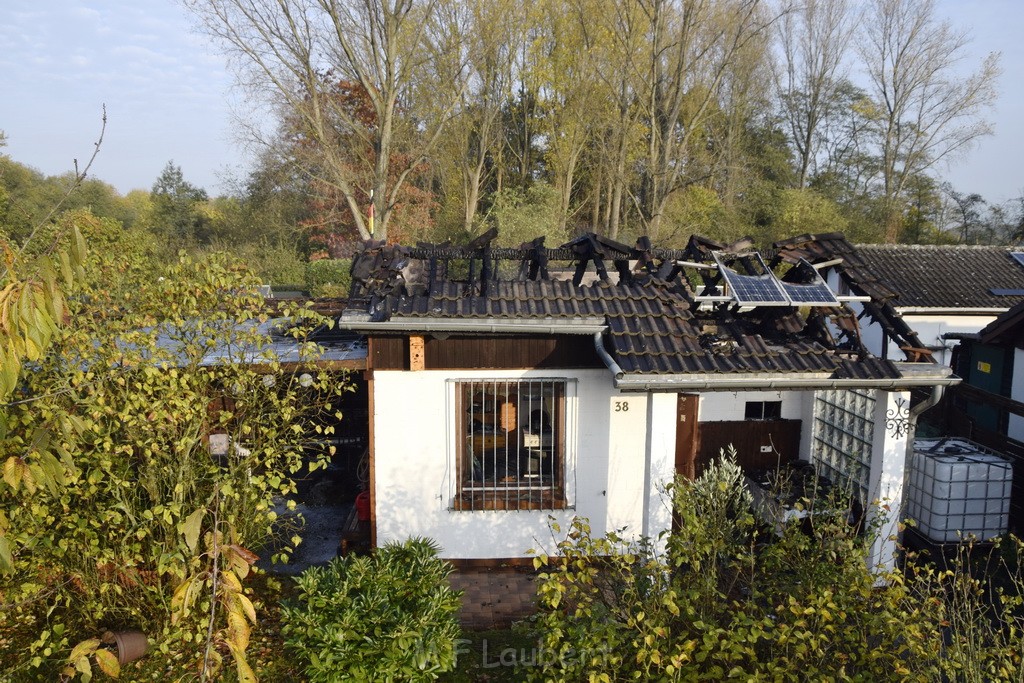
xmin=369 ymin=270 xmax=903 ymax=380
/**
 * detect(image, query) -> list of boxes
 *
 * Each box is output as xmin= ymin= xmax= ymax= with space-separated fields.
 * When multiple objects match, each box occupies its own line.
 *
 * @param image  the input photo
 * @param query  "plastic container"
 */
xmin=906 ymin=437 xmax=1013 ymax=542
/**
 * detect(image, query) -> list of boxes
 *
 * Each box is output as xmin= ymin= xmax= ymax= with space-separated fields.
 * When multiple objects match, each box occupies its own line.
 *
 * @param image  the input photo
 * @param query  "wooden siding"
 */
xmin=695 ymin=419 xmax=802 ymax=476
xmin=369 ymin=335 xmax=604 ymax=370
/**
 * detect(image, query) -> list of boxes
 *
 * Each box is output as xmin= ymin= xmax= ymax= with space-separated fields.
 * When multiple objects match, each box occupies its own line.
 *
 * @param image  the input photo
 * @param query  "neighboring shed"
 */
xmin=945 ymin=300 xmax=1024 ymax=533
xmin=852 ymin=244 xmax=1024 ymax=365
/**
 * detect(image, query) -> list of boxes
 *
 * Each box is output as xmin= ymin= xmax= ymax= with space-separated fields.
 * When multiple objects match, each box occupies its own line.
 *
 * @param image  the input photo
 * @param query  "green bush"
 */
xmin=530 ymin=451 xmax=954 ymax=682
xmin=281 ymin=537 xmax=463 ymax=682
xmin=235 ymin=242 xmax=308 ymax=287
xmin=306 ymin=258 xmax=352 ymax=297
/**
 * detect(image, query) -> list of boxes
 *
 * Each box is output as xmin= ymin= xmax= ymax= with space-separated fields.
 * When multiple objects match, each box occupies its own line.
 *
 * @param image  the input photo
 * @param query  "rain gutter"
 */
xmin=335 ymin=316 xmax=608 ymax=335
xmin=896 ymin=307 xmax=1007 ymax=315
xmin=611 ymin=371 xmax=960 ymax=393
xmin=898 ymin=384 xmax=947 ymax=521
xmin=593 ymin=331 xmax=623 ymax=376
xmin=905 ymin=384 xmax=945 ymax=451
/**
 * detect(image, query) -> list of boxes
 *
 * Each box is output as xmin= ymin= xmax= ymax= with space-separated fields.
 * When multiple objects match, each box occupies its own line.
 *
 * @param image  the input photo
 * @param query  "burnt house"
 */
xmin=821 ymin=243 xmax=1024 ymax=366
xmin=337 ymin=232 xmax=956 ymax=569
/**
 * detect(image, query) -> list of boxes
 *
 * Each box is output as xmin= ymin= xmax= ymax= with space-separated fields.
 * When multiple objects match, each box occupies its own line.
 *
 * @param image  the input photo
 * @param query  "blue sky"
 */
xmin=1 ymin=0 xmax=1022 ymax=204
xmin=0 ymin=0 xmax=248 ymax=195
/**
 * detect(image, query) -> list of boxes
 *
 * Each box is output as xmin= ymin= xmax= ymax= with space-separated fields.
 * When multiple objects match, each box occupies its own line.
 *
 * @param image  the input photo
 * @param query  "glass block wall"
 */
xmin=811 ymin=389 xmax=876 ymax=503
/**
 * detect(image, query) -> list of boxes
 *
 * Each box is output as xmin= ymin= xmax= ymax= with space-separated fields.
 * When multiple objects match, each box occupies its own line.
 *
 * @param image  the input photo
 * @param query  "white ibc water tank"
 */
xmin=906 ymin=438 xmax=1013 ymax=543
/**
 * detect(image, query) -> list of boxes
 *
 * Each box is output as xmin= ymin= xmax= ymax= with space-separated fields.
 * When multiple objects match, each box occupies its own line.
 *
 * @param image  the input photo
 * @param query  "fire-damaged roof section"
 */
xmin=773 ymin=233 xmax=933 ymax=361
xmin=852 ymin=244 xmax=1024 ymax=310
xmin=338 ymin=234 xmax=959 ymax=389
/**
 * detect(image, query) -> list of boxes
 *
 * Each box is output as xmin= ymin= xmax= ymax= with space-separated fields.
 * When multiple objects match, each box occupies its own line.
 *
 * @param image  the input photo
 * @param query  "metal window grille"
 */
xmin=449 ymin=378 xmax=570 ymax=511
xmin=811 ymin=389 xmax=875 ymax=504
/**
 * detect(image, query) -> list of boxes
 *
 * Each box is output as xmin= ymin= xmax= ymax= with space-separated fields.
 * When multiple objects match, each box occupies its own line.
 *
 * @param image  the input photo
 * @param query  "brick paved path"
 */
xmin=449 ymin=568 xmax=538 ymax=630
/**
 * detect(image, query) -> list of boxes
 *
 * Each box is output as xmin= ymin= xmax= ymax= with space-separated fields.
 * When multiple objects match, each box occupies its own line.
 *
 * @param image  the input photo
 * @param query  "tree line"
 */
xmin=2 ymin=0 xmax=1017 ymax=273
xmin=179 ymin=0 xmax=1010 ymax=251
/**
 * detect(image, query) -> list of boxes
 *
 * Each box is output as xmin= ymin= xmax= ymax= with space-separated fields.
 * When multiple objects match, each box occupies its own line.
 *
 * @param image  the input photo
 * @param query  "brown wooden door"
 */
xmin=675 ymin=394 xmax=700 ymax=480
xmin=696 ymin=419 xmax=801 ymax=476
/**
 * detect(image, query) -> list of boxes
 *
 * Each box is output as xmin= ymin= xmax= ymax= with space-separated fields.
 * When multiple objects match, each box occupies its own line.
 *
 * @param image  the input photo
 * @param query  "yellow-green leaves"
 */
xmin=0 ymin=534 xmax=11 ymax=573
xmin=182 ymin=508 xmax=205 ymax=554
xmin=0 ymin=245 xmax=350 ymax=677
xmin=225 ymin=544 xmax=259 ymax=580
xmin=0 ymin=224 xmax=84 ymax=399
xmin=64 ymin=637 xmax=102 ymax=682
xmin=93 ymin=648 xmax=120 ymax=678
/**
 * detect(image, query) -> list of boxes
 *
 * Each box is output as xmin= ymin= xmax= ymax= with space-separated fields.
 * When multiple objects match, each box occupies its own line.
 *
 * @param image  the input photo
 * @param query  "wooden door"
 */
xmin=675 ymin=394 xmax=700 ymax=480
xmin=696 ymin=419 xmax=801 ymax=476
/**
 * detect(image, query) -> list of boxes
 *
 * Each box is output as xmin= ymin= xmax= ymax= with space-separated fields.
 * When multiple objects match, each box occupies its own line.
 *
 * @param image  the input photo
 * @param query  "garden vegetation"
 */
xmin=530 ymin=454 xmax=1024 ymax=682
xmin=0 ymin=202 xmax=347 ymax=680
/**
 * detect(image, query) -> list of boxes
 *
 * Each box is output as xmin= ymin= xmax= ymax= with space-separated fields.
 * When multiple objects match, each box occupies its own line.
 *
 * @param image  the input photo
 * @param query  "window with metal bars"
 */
xmin=451 ymin=378 xmax=568 ymax=511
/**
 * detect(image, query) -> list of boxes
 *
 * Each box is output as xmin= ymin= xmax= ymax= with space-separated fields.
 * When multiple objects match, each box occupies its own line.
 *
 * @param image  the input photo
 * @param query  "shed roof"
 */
xmin=979 ymin=299 xmax=1024 ymax=347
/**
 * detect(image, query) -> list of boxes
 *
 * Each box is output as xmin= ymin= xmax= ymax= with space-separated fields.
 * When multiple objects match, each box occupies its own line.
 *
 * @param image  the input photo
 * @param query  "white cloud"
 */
xmin=71 ymin=6 xmax=100 ymax=21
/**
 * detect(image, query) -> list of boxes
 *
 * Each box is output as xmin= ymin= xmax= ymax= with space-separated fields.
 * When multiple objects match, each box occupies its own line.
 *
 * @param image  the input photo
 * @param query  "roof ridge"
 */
xmin=855 ymin=243 xmax=1018 ymax=250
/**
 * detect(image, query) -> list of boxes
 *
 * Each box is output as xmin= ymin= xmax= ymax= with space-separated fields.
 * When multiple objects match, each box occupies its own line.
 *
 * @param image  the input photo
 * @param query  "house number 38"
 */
xmin=614 ymin=401 xmax=629 ymax=412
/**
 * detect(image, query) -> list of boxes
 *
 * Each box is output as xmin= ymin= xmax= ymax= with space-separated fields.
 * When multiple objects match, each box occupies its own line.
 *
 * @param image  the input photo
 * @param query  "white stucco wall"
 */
xmin=1010 ymin=348 xmax=1024 ymax=441
xmin=697 ymin=390 xmax=805 ymax=422
xmin=371 ymin=368 xmax=676 ymax=559
xmin=867 ymin=390 xmax=911 ymax=573
xmin=823 ymin=271 xmax=1000 ymax=367
xmin=851 ymin=307 xmax=996 ymax=367
xmin=891 ymin=314 xmax=998 ymax=367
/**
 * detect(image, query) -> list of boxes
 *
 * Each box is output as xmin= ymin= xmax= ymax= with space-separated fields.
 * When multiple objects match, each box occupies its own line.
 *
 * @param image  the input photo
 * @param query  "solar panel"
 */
xmin=712 ymin=252 xmax=790 ymax=306
xmin=712 ymin=254 xmax=840 ymax=307
xmin=779 ymin=259 xmax=840 ymax=306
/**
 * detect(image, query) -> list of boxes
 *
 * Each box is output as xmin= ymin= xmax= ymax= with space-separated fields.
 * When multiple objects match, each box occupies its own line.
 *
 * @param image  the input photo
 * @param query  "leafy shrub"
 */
xmin=282 ymin=537 xmax=463 ymax=682
xmin=306 ymin=258 xmax=352 ymax=297
xmin=531 ymin=450 xmax=953 ymax=682
xmin=228 ymin=242 xmax=307 ymax=287
xmin=0 ymin=249 xmax=346 ymax=679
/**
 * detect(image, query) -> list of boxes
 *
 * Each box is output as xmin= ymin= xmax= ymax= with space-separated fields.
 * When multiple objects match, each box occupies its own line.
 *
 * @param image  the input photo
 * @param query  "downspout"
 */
xmin=905 ymin=385 xmax=945 ymax=458
xmin=899 ymin=384 xmax=946 ymax=543
xmin=594 ymin=330 xmax=623 ymax=378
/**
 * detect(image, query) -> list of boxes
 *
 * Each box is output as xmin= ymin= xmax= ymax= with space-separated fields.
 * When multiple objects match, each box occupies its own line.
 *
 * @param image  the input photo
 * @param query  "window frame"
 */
xmin=745 ymin=400 xmax=783 ymax=420
xmin=448 ymin=377 xmax=575 ymax=511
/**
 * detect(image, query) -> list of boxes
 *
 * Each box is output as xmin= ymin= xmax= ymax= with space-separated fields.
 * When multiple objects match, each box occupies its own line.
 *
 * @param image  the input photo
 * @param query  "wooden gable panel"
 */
xmin=368 ymin=335 xmax=604 ymax=370
xmin=426 ymin=336 xmax=604 ymax=370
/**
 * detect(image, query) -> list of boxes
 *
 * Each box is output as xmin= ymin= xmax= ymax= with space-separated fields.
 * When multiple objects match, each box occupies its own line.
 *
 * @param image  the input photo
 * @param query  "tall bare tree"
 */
xmin=581 ymin=0 xmax=647 ymax=239
xmin=444 ymin=0 xmax=519 ymax=234
xmin=637 ymin=0 xmax=777 ymax=239
xmin=774 ymin=0 xmax=857 ymax=189
xmin=185 ymin=0 xmax=468 ymax=241
xmin=859 ymin=0 xmax=999 ymax=243
xmin=534 ymin=0 xmax=608 ymax=235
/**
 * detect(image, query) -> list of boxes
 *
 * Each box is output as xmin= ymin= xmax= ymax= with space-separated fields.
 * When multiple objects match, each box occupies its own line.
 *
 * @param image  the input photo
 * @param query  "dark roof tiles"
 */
xmin=855 ymin=245 xmax=1024 ymax=310
xmin=372 ymin=273 xmax=901 ymax=380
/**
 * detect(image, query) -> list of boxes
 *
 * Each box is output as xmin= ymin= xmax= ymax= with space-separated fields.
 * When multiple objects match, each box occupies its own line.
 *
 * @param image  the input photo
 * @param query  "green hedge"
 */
xmin=306 ymin=258 xmax=352 ymax=297
xmin=281 ymin=538 xmax=463 ymax=682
